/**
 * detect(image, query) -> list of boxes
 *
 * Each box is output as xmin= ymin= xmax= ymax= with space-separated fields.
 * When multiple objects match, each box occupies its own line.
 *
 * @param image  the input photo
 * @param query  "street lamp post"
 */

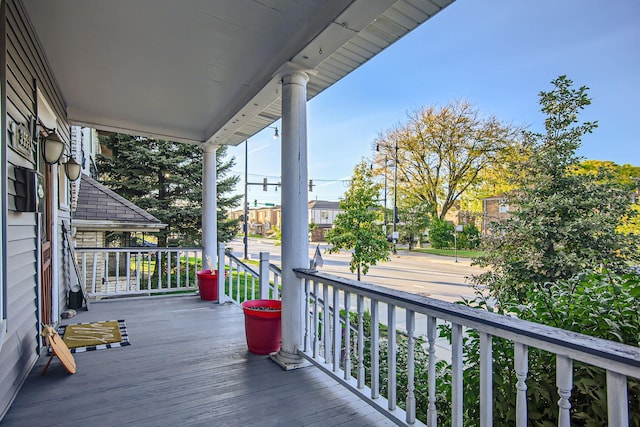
xmin=244 ymin=140 xmax=249 ymax=259
xmin=243 ymin=126 xmax=280 ymax=259
xmin=383 ymin=155 xmax=388 ymax=234
xmin=392 ymin=141 xmax=398 ymax=254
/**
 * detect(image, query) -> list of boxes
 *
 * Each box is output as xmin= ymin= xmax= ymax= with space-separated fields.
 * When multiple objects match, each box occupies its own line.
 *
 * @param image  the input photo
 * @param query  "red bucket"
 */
xmin=196 ymin=270 xmax=218 ymax=301
xmin=241 ymin=299 xmax=282 ymax=354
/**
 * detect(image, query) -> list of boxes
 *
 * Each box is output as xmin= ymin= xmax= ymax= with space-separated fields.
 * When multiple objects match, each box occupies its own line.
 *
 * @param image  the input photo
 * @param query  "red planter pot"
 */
xmin=241 ymin=299 xmax=282 ymax=355
xmin=196 ymin=270 xmax=218 ymax=301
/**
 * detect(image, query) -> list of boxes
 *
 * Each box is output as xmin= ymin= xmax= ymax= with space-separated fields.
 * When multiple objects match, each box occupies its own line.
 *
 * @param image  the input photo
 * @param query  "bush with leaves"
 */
xmin=428 ymin=218 xmax=455 ymax=249
xmin=473 ymin=76 xmax=639 ymax=303
xmin=435 ymin=270 xmax=640 ymax=426
xmin=457 ymin=223 xmax=481 ymax=249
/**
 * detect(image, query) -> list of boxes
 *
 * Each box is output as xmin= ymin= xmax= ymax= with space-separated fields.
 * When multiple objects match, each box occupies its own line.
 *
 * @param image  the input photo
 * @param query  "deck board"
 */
xmin=2 ymin=296 xmax=394 ymax=426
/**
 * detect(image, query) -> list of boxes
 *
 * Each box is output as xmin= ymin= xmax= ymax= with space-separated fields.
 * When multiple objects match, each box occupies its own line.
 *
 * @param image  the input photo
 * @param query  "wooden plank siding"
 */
xmin=2 ymin=296 xmax=394 ymax=426
xmin=0 ymin=0 xmax=71 ymax=419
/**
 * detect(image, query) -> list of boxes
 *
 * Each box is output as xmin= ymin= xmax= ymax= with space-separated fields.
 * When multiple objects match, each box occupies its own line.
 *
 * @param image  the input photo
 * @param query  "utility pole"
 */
xmin=392 ymin=141 xmax=398 ymax=254
xmin=243 ymin=140 xmax=249 ymax=259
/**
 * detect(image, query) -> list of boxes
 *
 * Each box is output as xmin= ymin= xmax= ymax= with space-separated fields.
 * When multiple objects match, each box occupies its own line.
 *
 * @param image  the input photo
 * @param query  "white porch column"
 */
xmin=272 ymin=70 xmax=310 ymax=369
xmin=202 ymin=144 xmax=218 ymax=265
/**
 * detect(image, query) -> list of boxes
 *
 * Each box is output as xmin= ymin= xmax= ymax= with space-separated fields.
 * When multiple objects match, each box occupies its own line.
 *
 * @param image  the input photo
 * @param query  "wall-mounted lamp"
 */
xmin=64 ymin=157 xmax=82 ymax=181
xmin=42 ymin=130 xmax=65 ymax=164
xmin=40 ymin=126 xmax=82 ymax=181
xmin=269 ymin=126 xmax=279 ymax=139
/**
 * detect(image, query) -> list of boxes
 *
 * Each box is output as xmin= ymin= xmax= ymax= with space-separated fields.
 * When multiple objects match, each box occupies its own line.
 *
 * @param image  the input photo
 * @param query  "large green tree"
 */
xmin=326 ymin=161 xmax=390 ymax=280
xmin=374 ymin=101 xmax=521 ymax=221
xmin=473 ymin=76 xmax=640 ymax=303
xmin=97 ymin=134 xmax=241 ymax=246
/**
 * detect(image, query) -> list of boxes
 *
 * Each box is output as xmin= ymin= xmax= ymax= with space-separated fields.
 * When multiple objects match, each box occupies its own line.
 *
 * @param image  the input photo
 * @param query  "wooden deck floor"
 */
xmin=3 ymin=296 xmax=394 ymax=426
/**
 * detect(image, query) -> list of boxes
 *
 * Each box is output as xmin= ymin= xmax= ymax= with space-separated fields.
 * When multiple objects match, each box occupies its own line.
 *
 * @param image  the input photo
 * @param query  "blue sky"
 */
xmin=228 ymin=0 xmax=640 ymax=206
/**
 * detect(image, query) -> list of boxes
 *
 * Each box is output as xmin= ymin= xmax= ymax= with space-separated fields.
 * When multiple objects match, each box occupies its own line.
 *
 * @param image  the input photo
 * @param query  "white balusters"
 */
xmin=135 ymin=251 xmax=141 ymax=291
xmin=92 ymin=252 xmax=98 ymax=293
xmin=357 ymin=294 xmax=365 ymax=390
xmin=114 ymin=251 xmax=121 ymax=292
xmin=125 ymin=251 xmax=130 ymax=290
xmin=371 ymin=299 xmax=380 ymax=399
xmin=556 ymin=355 xmax=573 ymax=427
xmin=157 ymin=251 xmax=162 ymax=288
xmin=303 ymin=278 xmax=310 ymax=353
xmin=606 ymin=370 xmax=629 ymax=427
xmin=166 ymin=250 xmax=171 ymax=288
xmin=515 ymin=343 xmax=528 ymax=427
xmin=452 ymin=323 xmax=463 ymax=427
xmin=313 ymin=280 xmax=320 ymax=359
xmin=387 ymin=304 xmax=397 ymax=410
xmin=332 ymin=288 xmax=341 ymax=372
xmin=323 ymin=283 xmax=330 ymax=363
xmin=406 ymin=309 xmax=416 ymax=424
xmin=427 ymin=315 xmax=438 ymax=426
xmin=480 ymin=332 xmax=493 ymax=427
xmin=175 ymin=251 xmax=181 ymax=288
xmin=146 ymin=251 xmax=151 ymax=290
xmin=343 ymin=291 xmax=351 ymax=381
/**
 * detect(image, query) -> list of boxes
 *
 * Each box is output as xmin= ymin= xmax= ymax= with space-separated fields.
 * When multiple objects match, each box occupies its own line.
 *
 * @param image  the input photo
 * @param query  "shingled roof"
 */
xmin=73 ymin=174 xmax=167 ymax=232
xmin=308 ymin=200 xmax=340 ymax=210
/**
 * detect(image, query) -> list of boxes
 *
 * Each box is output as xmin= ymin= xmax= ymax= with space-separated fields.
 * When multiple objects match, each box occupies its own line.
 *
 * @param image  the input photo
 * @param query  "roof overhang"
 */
xmin=74 ymin=220 xmax=167 ymax=233
xmin=22 ymin=0 xmax=454 ymax=147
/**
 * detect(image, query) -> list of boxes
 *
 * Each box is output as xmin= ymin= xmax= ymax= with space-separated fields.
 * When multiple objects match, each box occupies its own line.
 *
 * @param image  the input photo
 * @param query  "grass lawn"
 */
xmin=411 ymin=247 xmax=484 ymax=259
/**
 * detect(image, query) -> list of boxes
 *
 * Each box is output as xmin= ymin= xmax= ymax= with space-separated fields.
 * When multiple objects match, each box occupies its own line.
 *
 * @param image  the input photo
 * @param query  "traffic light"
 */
xmin=308 ymin=179 xmax=313 ymax=192
xmin=263 ymin=177 xmax=268 ymax=191
xmin=254 ymin=199 xmax=257 ymax=207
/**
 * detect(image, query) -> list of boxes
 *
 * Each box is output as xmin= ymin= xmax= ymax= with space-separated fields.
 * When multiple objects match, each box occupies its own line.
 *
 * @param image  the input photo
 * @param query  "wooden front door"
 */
xmin=40 ymin=166 xmax=53 ymax=326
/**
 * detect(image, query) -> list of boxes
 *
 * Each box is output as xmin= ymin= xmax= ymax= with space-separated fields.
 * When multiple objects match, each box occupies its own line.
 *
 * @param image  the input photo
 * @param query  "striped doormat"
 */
xmin=56 ymin=319 xmax=130 ymax=353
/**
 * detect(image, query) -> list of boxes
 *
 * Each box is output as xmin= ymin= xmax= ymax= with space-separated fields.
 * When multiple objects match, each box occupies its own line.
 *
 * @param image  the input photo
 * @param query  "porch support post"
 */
xmin=272 ymin=69 xmax=310 ymax=370
xmin=202 ymin=144 xmax=218 ymax=264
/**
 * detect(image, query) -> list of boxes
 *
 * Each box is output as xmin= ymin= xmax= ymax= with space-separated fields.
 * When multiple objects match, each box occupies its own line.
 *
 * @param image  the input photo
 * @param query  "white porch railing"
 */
xmin=75 ymin=245 xmax=282 ymax=301
xmin=75 ymin=247 xmax=203 ymax=297
xmin=294 ymin=268 xmax=640 ymax=427
xmin=218 ymin=249 xmax=281 ymax=305
xmin=74 ymin=245 xmax=639 ymax=425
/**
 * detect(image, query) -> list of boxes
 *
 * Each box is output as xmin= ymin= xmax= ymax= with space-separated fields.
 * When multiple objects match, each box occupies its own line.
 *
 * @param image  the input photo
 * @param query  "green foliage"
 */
xmin=374 ymin=100 xmax=520 ymax=221
xmin=326 ymin=160 xmax=390 ymax=280
xmin=271 ymin=225 xmax=281 ymax=246
xmin=473 ymin=76 xmax=640 ymax=303
xmin=437 ymin=271 xmax=640 ymax=426
xmin=457 ymin=223 xmax=481 ymax=249
xmin=428 ymin=218 xmax=454 ymax=249
xmin=97 ymin=134 xmax=241 ymax=246
xmin=398 ymin=202 xmax=431 ymax=249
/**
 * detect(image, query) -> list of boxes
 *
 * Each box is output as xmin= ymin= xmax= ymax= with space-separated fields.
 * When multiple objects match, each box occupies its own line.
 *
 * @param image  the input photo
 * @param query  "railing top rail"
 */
xmin=226 ymin=253 xmax=259 ymax=276
xmin=269 ymin=264 xmax=282 ymax=275
xmin=294 ymin=268 xmax=640 ymax=378
xmin=76 ymin=247 xmax=203 ymax=252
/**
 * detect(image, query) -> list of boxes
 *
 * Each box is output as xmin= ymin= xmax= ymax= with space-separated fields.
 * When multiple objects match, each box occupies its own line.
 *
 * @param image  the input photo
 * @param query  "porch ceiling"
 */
xmin=22 ymin=0 xmax=454 ymax=147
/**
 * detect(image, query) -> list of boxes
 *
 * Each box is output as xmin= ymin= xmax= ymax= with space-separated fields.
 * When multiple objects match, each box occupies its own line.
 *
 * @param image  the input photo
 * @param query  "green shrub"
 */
xmin=437 ymin=270 xmax=640 ymax=426
xmin=457 ymin=223 xmax=481 ymax=249
xmin=429 ymin=219 xmax=455 ymax=249
xmin=342 ymin=269 xmax=639 ymax=425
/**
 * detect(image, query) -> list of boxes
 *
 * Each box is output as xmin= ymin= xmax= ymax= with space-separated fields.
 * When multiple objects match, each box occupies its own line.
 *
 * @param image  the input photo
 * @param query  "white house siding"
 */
xmin=1 ymin=0 xmax=70 ymax=418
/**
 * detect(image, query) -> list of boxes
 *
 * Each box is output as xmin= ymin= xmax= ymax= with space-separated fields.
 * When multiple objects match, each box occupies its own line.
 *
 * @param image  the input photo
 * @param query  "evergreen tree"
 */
xmin=326 ymin=161 xmax=390 ymax=280
xmin=96 ymin=134 xmax=240 ymax=246
xmin=473 ymin=76 xmax=640 ymax=303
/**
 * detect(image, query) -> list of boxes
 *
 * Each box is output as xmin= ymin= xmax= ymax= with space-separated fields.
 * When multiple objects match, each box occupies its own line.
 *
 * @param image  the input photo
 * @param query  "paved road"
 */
xmin=228 ymin=237 xmax=487 ymax=303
